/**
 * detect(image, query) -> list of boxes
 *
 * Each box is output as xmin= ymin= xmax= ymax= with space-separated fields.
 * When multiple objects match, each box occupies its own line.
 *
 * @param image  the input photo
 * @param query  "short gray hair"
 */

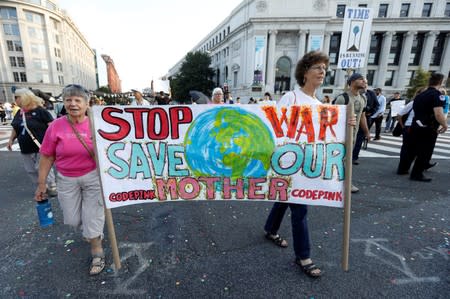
xmin=62 ymin=84 xmax=90 ymax=102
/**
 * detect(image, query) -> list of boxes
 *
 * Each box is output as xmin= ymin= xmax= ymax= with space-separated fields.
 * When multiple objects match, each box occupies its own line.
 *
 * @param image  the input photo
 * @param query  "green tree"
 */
xmin=170 ymin=51 xmax=215 ymax=103
xmin=406 ymin=67 xmax=430 ymax=99
xmin=96 ymin=86 xmax=111 ymax=94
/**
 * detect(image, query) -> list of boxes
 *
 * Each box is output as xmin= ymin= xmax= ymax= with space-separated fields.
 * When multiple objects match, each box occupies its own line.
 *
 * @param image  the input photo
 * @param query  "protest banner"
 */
xmin=337 ymin=7 xmax=373 ymax=69
xmin=90 ymin=103 xmax=354 ymax=270
xmin=390 ymin=100 xmax=406 ymax=117
xmin=92 ymin=104 xmax=348 ymax=208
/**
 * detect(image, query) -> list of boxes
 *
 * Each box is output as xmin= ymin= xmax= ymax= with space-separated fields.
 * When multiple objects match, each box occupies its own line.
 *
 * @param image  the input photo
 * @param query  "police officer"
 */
xmin=409 ymin=73 xmax=448 ymax=182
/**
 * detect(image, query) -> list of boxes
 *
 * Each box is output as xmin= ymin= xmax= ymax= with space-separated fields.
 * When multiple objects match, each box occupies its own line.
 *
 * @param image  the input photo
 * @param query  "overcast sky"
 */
xmin=57 ymin=0 xmax=243 ymax=91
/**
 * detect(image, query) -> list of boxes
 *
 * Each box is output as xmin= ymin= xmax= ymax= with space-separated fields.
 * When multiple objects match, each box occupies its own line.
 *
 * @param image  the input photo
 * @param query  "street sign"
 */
xmin=337 ymin=7 xmax=373 ymax=69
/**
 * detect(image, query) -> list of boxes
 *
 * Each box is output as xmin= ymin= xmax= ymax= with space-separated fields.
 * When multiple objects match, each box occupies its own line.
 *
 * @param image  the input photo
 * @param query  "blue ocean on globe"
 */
xmin=184 ymin=107 xmax=275 ymax=179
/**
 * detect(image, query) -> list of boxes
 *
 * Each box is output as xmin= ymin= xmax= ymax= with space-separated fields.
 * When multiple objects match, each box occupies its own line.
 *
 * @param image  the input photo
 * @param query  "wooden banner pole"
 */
xmin=105 ymin=208 xmax=121 ymax=270
xmin=342 ymin=103 xmax=354 ymax=271
xmin=88 ymin=107 xmax=121 ymax=270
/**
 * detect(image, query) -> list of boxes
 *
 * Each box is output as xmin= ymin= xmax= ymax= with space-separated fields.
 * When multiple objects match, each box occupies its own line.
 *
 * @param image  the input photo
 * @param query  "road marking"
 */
xmin=352 ymin=238 xmax=440 ymax=284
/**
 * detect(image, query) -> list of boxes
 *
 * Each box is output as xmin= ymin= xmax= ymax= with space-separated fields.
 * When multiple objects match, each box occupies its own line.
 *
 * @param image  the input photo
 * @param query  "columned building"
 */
xmin=167 ymin=0 xmax=450 ymax=100
xmin=0 ymin=0 xmax=97 ymax=102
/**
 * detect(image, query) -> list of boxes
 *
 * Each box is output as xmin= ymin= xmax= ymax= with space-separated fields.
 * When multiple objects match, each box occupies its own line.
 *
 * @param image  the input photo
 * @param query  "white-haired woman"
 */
xmin=7 ymin=88 xmax=56 ymax=195
xmin=211 ymin=87 xmax=224 ymax=104
xmin=35 ymin=84 xmax=105 ymax=275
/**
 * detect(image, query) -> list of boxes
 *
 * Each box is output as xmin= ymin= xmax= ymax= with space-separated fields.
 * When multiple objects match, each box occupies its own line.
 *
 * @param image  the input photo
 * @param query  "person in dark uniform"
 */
xmin=409 ymin=73 xmax=448 ymax=182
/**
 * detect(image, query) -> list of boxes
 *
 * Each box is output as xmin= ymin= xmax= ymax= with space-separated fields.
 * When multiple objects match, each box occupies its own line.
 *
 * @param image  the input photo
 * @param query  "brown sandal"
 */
xmin=265 ymin=233 xmax=288 ymax=248
xmin=295 ymin=259 xmax=322 ymax=278
xmin=89 ymin=253 xmax=105 ymax=276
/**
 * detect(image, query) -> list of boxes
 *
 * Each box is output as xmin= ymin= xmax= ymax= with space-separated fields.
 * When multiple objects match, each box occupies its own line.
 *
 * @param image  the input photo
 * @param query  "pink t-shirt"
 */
xmin=40 ymin=116 xmax=96 ymax=177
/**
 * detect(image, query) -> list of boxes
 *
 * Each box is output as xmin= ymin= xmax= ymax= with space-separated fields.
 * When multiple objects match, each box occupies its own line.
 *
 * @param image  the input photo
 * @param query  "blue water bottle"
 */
xmin=36 ymin=199 xmax=54 ymax=227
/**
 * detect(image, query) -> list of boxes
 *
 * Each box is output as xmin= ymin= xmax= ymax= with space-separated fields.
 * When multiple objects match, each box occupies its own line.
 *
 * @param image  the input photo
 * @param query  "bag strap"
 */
xmin=66 ymin=115 xmax=95 ymax=160
xmin=21 ymin=110 xmax=41 ymax=148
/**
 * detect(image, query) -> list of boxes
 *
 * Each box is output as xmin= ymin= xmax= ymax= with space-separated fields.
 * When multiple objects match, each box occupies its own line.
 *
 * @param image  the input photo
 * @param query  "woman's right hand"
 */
xmin=35 ymin=183 xmax=48 ymax=201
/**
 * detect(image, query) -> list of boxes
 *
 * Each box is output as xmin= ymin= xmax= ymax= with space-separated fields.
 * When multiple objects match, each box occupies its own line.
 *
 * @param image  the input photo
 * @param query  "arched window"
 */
xmin=275 ymin=56 xmax=291 ymax=93
xmin=216 ymin=68 xmax=220 ymax=86
xmin=224 ymin=66 xmax=228 ymax=83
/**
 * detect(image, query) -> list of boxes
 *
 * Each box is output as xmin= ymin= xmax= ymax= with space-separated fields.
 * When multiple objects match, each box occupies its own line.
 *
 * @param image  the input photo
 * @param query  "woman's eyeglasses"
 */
xmin=310 ymin=65 xmax=328 ymax=72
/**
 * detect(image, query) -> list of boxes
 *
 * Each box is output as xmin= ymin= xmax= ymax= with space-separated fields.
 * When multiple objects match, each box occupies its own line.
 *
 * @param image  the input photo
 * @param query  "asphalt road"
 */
xmin=0 ymin=151 xmax=448 ymax=298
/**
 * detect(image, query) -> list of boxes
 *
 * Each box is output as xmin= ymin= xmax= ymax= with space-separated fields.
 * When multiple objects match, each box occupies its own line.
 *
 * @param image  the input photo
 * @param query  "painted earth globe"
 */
xmin=184 ymin=107 xmax=275 ymax=179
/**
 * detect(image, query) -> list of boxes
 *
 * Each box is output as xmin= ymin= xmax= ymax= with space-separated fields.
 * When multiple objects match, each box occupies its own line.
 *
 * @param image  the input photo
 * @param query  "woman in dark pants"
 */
xmin=264 ymin=51 xmax=331 ymax=278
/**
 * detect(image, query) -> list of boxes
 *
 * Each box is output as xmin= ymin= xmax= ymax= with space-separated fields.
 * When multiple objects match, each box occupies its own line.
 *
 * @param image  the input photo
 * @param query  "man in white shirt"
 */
xmin=130 ymin=90 xmax=150 ymax=106
xmin=370 ymin=88 xmax=386 ymax=140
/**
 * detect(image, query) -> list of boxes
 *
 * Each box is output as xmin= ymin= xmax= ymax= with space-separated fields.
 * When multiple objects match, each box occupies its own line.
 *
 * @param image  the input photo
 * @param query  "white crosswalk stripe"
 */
xmin=0 ymin=124 xmax=449 ymax=159
xmin=360 ymin=131 xmax=450 ymax=159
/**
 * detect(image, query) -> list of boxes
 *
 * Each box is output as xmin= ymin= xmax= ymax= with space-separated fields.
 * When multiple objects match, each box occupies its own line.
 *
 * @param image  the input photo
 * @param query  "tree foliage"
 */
xmin=406 ymin=67 xmax=430 ymax=99
xmin=170 ymin=52 xmax=215 ymax=103
xmin=96 ymin=86 xmax=111 ymax=94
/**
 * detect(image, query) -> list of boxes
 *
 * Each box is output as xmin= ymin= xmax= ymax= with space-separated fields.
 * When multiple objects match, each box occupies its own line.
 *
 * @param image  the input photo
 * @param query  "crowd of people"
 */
xmin=3 ymin=49 xmax=448 ymax=279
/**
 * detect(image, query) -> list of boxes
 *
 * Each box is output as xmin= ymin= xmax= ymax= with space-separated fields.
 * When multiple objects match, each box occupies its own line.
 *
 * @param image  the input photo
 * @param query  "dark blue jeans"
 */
xmin=352 ymin=127 xmax=365 ymax=161
xmin=264 ymin=202 xmax=310 ymax=260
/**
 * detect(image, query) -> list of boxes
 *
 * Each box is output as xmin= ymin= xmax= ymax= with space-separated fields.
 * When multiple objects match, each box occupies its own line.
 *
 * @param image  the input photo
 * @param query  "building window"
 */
xmin=31 ymin=43 xmax=45 ymax=54
xmin=55 ymin=34 xmax=60 ymax=44
xmin=385 ymin=70 xmax=394 ymax=86
xmin=388 ymin=33 xmax=403 ymax=65
xmin=368 ymin=33 xmax=382 ymax=65
xmin=14 ymin=41 xmax=22 ymax=51
xmin=325 ymin=70 xmax=336 ymax=85
xmin=228 ymin=26 xmax=230 ymax=34
xmin=400 ymin=3 xmax=410 ymax=17
xmin=378 ymin=4 xmax=388 ymax=17
xmin=33 ymin=58 xmax=48 ymax=70
xmin=422 ymin=3 xmax=432 ymax=17
xmin=275 ymin=57 xmax=291 ymax=94
xmin=56 ymin=62 xmax=63 ymax=71
xmin=336 ymin=4 xmax=346 ymax=18
xmin=20 ymin=72 xmax=27 ymax=82
xmin=407 ymin=70 xmax=415 ymax=86
xmin=3 ymin=24 xmax=20 ymax=36
xmin=445 ymin=3 xmax=450 ymax=17
xmin=52 ymin=18 xmax=59 ymax=30
xmin=25 ymin=11 xmax=44 ymax=24
xmin=233 ymin=71 xmax=238 ymax=88
xmin=0 ymin=7 xmax=17 ymax=19
xmin=17 ymin=57 xmax=25 ymax=67
xmin=329 ymin=33 xmax=341 ymax=64
xmin=409 ymin=33 xmax=425 ymax=65
xmin=366 ymin=70 xmax=376 ymax=86
xmin=58 ymin=75 xmax=64 ymax=85
xmin=46 ymin=1 xmax=57 ymax=11
xmin=7 ymin=40 xmax=14 ymax=51
xmin=358 ymin=4 xmax=367 ymax=8
xmin=10 ymin=57 xmax=17 ymax=67
xmin=13 ymin=72 xmax=20 ymax=82
xmin=431 ymin=33 xmax=446 ymax=65
xmin=28 ymin=27 xmax=44 ymax=40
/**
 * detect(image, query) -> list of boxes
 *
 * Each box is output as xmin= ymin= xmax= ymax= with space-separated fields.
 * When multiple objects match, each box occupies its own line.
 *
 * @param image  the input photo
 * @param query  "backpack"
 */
xmin=364 ymin=89 xmax=380 ymax=115
xmin=332 ymin=92 xmax=350 ymax=105
xmin=332 ymin=91 xmax=380 ymax=116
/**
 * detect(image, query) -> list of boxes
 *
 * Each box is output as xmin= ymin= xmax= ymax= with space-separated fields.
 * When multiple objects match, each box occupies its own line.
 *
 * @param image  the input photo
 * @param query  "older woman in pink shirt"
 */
xmin=35 ymin=84 xmax=105 ymax=276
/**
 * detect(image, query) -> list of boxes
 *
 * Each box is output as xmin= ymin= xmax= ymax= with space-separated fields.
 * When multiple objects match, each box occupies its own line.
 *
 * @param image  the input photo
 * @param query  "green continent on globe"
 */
xmin=213 ymin=108 xmax=274 ymax=179
xmin=184 ymin=107 xmax=275 ymax=179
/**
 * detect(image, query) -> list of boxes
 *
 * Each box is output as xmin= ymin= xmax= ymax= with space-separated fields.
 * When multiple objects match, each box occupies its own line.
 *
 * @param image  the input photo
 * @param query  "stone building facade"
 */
xmin=168 ymin=0 xmax=450 ymax=99
xmin=0 ymin=0 xmax=97 ymax=102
